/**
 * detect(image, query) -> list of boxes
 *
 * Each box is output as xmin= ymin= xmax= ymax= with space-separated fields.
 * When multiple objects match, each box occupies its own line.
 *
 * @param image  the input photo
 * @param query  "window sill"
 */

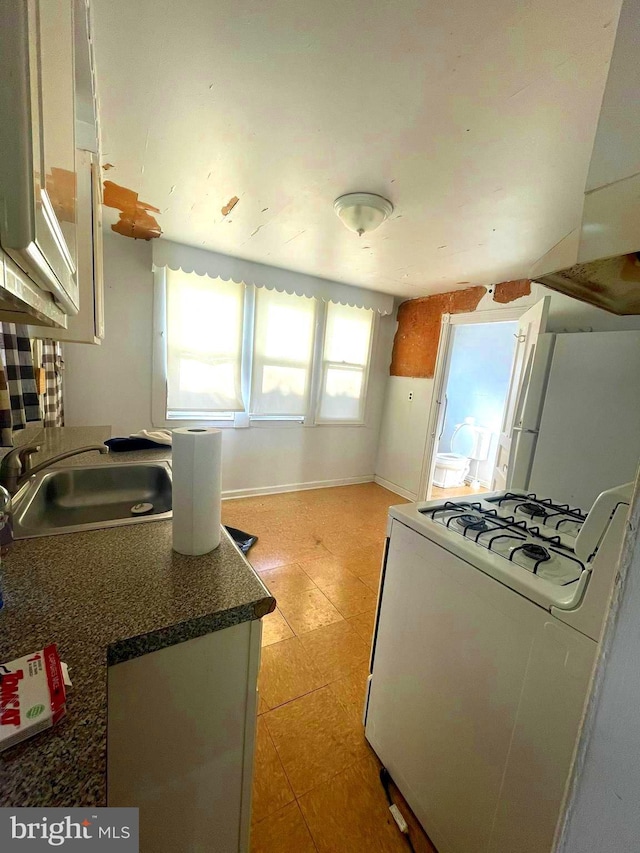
xmin=249 ymin=419 xmax=304 ymax=429
xmin=153 ymin=418 xmax=235 ymax=430
xmin=313 ymin=419 xmax=367 ymax=427
xmin=153 ymin=417 xmax=368 ymax=430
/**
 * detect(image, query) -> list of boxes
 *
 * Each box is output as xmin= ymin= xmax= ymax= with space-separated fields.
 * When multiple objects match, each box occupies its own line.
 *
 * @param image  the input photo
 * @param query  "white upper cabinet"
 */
xmin=30 ymin=0 xmax=105 ymax=344
xmin=31 ymin=148 xmax=105 ymax=344
xmin=0 ymin=0 xmax=81 ymax=325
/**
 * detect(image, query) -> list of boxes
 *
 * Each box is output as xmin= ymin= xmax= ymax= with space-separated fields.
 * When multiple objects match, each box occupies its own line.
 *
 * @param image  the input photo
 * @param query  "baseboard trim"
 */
xmin=222 ymin=475 xmax=374 ymax=501
xmin=464 ymin=476 xmax=492 ymax=488
xmin=373 ymin=475 xmax=417 ymax=501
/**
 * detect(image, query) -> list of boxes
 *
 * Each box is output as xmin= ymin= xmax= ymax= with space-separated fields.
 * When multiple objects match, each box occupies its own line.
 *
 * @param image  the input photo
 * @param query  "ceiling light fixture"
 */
xmin=334 ymin=192 xmax=394 ymax=237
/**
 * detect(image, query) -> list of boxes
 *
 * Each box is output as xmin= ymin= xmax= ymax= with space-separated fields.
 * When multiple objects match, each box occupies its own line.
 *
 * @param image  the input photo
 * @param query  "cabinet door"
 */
xmin=30 ymin=150 xmax=103 ymax=344
xmin=33 ymin=0 xmax=79 ymax=306
xmin=0 ymin=0 xmax=79 ymax=315
xmin=91 ymin=158 xmax=105 ymax=340
xmin=108 ymin=622 xmax=261 ymax=852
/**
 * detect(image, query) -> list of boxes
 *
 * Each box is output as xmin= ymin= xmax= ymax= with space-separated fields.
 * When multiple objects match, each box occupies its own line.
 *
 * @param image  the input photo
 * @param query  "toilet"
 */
xmin=433 ymin=417 xmax=492 ymax=489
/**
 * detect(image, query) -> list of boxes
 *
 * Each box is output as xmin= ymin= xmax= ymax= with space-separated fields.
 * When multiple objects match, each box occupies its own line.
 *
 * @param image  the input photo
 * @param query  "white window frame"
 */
xmin=248 ymin=288 xmax=317 ymax=422
xmin=312 ymin=305 xmax=377 ymax=427
xmin=152 ymin=268 xmax=377 ymax=429
xmin=152 ymin=267 xmax=245 ymax=429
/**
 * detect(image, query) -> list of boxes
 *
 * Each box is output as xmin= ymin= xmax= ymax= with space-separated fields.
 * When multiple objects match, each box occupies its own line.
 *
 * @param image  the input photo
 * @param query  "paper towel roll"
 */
xmin=172 ymin=427 xmax=222 ymax=555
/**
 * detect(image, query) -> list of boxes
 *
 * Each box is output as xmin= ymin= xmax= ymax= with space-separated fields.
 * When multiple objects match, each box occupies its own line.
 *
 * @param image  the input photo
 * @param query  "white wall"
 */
xmin=63 ymin=232 xmax=395 ymax=496
xmin=374 ymin=284 xmax=640 ymax=499
xmin=375 ymin=376 xmax=433 ymax=499
xmin=65 ymin=233 xmax=155 ymax=433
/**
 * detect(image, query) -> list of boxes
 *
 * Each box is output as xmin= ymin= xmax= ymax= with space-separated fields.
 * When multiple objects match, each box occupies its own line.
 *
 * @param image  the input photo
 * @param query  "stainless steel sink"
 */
xmin=12 ymin=461 xmax=172 ymax=538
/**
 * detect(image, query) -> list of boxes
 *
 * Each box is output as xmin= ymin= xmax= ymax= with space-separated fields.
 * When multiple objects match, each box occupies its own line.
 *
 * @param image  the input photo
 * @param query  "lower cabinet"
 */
xmin=107 ymin=620 xmax=262 ymax=852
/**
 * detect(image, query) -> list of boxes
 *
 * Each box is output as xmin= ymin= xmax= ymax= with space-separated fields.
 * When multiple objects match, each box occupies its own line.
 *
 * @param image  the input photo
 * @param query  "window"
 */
xmin=166 ymin=269 xmax=244 ymax=418
xmin=250 ymin=289 xmax=316 ymax=417
xmin=318 ymin=303 xmax=374 ymax=422
xmin=153 ymin=268 xmax=376 ymax=427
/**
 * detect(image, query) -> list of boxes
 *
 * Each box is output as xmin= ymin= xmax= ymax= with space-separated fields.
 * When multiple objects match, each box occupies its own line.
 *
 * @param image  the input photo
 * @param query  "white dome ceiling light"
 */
xmin=334 ymin=192 xmax=394 ymax=237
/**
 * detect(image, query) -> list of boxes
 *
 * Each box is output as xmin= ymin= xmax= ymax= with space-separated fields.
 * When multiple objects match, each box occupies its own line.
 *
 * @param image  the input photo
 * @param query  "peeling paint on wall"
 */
xmin=391 ymin=286 xmax=486 ymax=378
xmin=103 ymin=181 xmax=162 ymax=240
xmin=390 ymin=279 xmax=536 ymax=377
xmin=493 ymin=279 xmax=531 ymax=303
xmin=221 ymin=196 xmax=239 ymax=216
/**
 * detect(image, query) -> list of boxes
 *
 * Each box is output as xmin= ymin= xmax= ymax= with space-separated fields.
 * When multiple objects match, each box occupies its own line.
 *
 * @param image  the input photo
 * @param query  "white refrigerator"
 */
xmin=508 ymin=330 xmax=640 ymax=510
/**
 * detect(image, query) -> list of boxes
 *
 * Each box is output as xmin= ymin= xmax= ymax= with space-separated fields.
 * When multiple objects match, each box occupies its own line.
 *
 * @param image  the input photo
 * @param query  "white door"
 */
xmin=492 ymin=297 xmax=550 ymax=491
xmin=419 ymin=315 xmax=455 ymax=500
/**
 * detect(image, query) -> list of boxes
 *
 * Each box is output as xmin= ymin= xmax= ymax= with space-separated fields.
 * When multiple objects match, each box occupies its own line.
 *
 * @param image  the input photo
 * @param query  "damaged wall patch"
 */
xmin=391 ymin=286 xmax=486 ymax=378
xmin=493 ymin=279 xmax=531 ymax=303
xmin=103 ymin=181 xmax=162 ymax=240
xmin=221 ymin=196 xmax=239 ymax=216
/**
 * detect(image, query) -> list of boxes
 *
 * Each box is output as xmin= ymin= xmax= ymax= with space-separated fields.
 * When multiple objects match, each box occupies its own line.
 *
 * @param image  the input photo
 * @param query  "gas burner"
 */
xmin=521 ymin=543 xmax=550 ymax=562
xmin=419 ymin=493 xmax=587 ymax=586
xmin=486 ymin=493 xmax=587 ymax=530
xmin=455 ymin=514 xmax=489 ymax=532
xmin=518 ymin=502 xmax=548 ymax=520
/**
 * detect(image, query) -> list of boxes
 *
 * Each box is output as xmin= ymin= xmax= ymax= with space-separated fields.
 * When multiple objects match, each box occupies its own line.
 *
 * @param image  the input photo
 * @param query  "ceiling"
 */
xmin=91 ymin=0 xmax=621 ymax=299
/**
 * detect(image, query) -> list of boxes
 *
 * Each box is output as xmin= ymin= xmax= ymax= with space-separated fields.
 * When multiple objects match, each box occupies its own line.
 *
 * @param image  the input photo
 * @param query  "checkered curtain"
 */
xmin=0 ymin=363 xmax=12 ymax=447
xmin=0 ymin=323 xmax=41 ymax=445
xmin=41 ymin=340 xmax=64 ymax=427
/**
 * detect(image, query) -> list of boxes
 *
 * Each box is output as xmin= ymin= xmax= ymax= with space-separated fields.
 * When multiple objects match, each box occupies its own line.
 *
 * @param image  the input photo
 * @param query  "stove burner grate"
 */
xmin=456 ymin=513 xmax=483 ymax=527
xmin=486 ymin=492 xmax=587 ymax=523
xmin=521 ymin=543 xmax=550 ymax=562
xmin=420 ymin=496 xmax=587 ymax=580
xmin=509 ymin=541 xmax=554 ymax=574
xmin=518 ymin=502 xmax=548 ymax=520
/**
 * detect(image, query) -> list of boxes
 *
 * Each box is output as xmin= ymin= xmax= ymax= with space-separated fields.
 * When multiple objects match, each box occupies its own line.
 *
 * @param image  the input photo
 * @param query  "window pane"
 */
xmin=319 ymin=366 xmax=364 ymax=421
xmin=251 ymin=288 xmax=316 ymax=416
xmin=323 ymin=303 xmax=373 ymax=365
xmin=175 ymin=359 xmax=239 ymax=410
xmin=258 ymin=365 xmax=308 ymax=416
xmin=166 ymin=269 xmax=245 ymax=413
xmin=262 ymin=302 xmax=314 ymax=361
xmin=318 ymin=304 xmax=373 ymax=422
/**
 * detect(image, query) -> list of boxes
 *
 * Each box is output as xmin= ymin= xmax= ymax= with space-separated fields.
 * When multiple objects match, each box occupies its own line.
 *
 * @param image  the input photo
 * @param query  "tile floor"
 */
xmin=221 ymin=483 xmax=438 ymax=853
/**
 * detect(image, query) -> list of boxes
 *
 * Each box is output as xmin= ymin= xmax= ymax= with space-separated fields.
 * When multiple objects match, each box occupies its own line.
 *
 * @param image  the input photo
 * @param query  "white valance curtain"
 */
xmin=152 ymin=239 xmax=394 ymax=315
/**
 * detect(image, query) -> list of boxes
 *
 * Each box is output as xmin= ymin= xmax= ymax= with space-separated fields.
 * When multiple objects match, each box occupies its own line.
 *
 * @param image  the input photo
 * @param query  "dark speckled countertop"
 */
xmin=0 ymin=427 xmax=274 ymax=807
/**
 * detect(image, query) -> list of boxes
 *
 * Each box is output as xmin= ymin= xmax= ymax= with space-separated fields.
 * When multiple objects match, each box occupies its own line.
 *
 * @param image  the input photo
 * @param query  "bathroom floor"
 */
xmin=430 ymin=483 xmax=489 ymax=500
xmin=221 ymin=483 xmax=437 ymax=853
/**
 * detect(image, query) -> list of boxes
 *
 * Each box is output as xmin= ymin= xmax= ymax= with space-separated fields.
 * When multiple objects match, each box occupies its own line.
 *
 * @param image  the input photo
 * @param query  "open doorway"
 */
xmin=429 ymin=320 xmax=518 ymax=499
xmin=419 ymin=299 xmax=549 ymax=502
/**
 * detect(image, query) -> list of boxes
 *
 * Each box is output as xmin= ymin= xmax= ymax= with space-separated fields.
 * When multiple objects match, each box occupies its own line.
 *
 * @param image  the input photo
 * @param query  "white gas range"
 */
xmin=388 ymin=483 xmax=632 ymax=641
xmin=364 ymin=483 xmax=633 ymax=853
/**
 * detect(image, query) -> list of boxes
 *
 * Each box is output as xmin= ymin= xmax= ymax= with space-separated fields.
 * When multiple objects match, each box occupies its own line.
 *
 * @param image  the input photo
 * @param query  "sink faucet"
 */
xmin=0 ymin=444 xmax=110 ymax=495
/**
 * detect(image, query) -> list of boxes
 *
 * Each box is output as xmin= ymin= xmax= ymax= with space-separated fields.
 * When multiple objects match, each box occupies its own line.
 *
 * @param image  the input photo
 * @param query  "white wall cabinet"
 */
xmin=0 ymin=0 xmax=101 ymax=330
xmin=0 ymin=0 xmax=78 ymax=322
xmin=31 ymin=150 xmax=104 ymax=344
xmin=108 ymin=621 xmax=262 ymax=852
